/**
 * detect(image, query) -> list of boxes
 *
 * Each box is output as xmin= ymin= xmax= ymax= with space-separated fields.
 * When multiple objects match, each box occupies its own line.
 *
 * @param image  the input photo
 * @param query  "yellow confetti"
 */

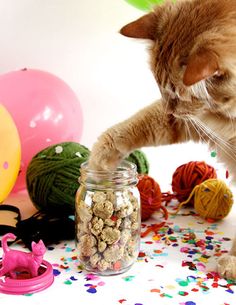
xmin=198 ymin=257 xmax=208 ymax=263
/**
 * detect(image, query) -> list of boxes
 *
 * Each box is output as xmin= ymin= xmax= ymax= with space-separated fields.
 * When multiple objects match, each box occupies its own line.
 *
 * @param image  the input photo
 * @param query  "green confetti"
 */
xmin=178 ymin=280 xmax=189 ymax=287
xmin=123 ymin=275 xmax=135 ymax=281
xmin=162 ymin=293 xmax=173 ymax=298
xmin=64 ymin=280 xmax=72 ymax=285
xmin=211 ymin=151 xmax=217 ymax=157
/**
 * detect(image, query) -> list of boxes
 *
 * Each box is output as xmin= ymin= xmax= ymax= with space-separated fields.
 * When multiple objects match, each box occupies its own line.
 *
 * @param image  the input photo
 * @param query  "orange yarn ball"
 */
xmin=137 ymin=174 xmax=167 ymax=221
xmin=171 ymin=161 xmax=217 ymax=203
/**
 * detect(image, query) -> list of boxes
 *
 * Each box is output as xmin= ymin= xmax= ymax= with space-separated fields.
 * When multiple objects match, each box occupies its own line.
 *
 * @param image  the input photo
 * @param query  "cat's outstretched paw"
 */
xmin=217 ymin=254 xmax=236 ymax=280
xmin=89 ymin=133 xmax=124 ymax=171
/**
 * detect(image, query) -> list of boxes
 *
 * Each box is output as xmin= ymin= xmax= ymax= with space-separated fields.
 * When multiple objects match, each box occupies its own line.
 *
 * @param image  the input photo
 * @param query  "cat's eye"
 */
xmin=223 ymin=96 xmax=231 ymax=103
xmin=212 ymin=71 xmax=227 ymax=82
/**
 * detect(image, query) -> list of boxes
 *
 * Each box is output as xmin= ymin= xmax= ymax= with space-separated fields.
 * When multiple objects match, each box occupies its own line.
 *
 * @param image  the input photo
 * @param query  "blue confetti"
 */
xmin=226 ymin=289 xmax=234 ymax=294
xmin=53 ymin=269 xmax=61 ymax=276
xmin=65 ymin=247 xmax=73 ymax=252
xmin=87 ymin=288 xmax=97 ymax=294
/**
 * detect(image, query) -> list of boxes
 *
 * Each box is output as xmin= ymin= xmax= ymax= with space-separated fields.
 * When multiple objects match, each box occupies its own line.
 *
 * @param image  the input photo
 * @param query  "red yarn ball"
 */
xmin=171 ymin=161 xmax=217 ymax=203
xmin=137 ymin=174 xmax=167 ymax=221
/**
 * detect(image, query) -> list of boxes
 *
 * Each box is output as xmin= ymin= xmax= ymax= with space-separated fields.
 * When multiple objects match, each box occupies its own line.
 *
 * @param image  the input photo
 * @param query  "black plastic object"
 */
xmin=16 ymin=211 xmax=75 ymax=250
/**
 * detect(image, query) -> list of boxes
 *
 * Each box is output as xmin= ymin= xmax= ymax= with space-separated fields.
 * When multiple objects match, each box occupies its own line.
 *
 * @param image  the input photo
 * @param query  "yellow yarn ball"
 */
xmin=172 ymin=179 xmax=234 ymax=220
xmin=193 ymin=179 xmax=233 ymax=220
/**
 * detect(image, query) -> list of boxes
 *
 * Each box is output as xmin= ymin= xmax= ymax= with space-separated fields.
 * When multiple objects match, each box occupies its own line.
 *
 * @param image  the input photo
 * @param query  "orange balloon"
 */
xmin=0 ymin=104 xmax=21 ymax=202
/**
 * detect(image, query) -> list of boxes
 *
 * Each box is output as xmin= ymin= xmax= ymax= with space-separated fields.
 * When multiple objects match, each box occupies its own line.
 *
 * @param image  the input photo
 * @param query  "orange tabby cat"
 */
xmin=89 ymin=0 xmax=236 ymax=279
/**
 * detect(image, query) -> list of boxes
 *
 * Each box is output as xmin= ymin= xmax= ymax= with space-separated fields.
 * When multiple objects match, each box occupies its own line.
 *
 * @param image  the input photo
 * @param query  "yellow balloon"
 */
xmin=0 ymin=104 xmax=21 ymax=202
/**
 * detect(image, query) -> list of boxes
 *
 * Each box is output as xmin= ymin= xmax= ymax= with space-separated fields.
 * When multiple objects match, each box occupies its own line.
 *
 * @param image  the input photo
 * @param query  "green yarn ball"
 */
xmin=126 ymin=149 xmax=149 ymax=174
xmin=26 ymin=142 xmax=90 ymax=215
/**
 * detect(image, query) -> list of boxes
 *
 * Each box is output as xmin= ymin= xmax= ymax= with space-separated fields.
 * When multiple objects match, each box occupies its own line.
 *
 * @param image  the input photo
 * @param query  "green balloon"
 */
xmin=125 ymin=0 xmax=165 ymax=11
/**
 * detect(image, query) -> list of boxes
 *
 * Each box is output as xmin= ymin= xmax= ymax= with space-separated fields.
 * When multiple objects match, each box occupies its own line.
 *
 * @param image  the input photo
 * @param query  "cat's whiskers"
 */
xmin=187 ymin=116 xmax=231 ymax=157
xmin=186 ymin=115 xmax=236 ymax=162
xmin=185 ymin=116 xmax=210 ymax=146
xmin=194 ymin=116 xmax=234 ymax=151
xmin=182 ymin=117 xmax=193 ymax=142
xmin=162 ymin=95 xmax=171 ymax=116
xmin=224 ymin=109 xmax=235 ymax=133
xmin=189 ymin=80 xmax=213 ymax=109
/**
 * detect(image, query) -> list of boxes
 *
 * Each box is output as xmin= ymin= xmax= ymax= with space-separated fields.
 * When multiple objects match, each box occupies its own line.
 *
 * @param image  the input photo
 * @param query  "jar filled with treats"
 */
xmin=75 ymin=161 xmax=141 ymax=275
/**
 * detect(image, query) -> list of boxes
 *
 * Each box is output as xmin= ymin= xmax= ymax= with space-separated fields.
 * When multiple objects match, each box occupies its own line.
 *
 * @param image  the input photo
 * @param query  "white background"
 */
xmin=0 ymin=0 xmax=227 ymax=190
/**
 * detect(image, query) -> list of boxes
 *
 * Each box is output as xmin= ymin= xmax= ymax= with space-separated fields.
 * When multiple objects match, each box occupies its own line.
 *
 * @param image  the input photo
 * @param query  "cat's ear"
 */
xmin=183 ymin=48 xmax=219 ymax=86
xmin=31 ymin=241 xmax=36 ymax=248
xmin=120 ymin=13 xmax=157 ymax=40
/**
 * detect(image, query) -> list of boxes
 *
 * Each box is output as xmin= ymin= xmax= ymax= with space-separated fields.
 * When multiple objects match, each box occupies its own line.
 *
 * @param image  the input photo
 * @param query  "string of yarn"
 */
xmin=163 ymin=161 xmax=217 ymax=204
xmin=172 ymin=179 xmax=233 ymax=220
xmin=137 ymin=174 xmax=168 ymax=222
xmin=26 ymin=142 xmax=90 ymax=215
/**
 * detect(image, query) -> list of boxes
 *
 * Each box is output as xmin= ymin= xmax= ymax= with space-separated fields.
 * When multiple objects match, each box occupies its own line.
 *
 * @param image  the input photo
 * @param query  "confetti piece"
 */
xmin=86 ymin=287 xmax=97 ymax=293
xmin=65 ymin=247 xmax=73 ymax=252
xmin=160 ymin=293 xmax=173 ymax=298
xmin=123 ymin=275 xmax=135 ymax=282
xmin=53 ymin=269 xmax=61 ymax=276
xmin=155 ymin=264 xmax=164 ymax=268
xmin=150 ymin=288 xmax=161 ymax=293
xmin=64 ymin=280 xmax=72 ymax=285
xmin=211 ymin=151 xmax=217 ymax=157
xmin=178 ymin=281 xmax=189 ymax=287
xmin=178 ymin=291 xmax=189 ymax=296
xmin=226 ymin=170 xmax=229 ymax=179
xmin=226 ymin=289 xmax=234 ymax=294
xmin=118 ymin=299 xmax=127 ymax=304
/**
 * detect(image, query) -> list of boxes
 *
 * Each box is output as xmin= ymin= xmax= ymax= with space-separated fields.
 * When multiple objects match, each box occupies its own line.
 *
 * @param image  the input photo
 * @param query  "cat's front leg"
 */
xmin=89 ymin=101 xmax=183 ymax=170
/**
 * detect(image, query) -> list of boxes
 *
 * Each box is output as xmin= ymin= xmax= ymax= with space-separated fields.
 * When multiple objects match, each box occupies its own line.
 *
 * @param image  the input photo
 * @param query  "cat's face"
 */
xmin=120 ymin=0 xmax=236 ymax=117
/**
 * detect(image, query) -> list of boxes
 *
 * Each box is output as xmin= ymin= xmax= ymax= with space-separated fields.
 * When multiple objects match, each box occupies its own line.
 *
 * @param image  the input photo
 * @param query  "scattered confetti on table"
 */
xmin=0 ymin=204 xmax=236 ymax=305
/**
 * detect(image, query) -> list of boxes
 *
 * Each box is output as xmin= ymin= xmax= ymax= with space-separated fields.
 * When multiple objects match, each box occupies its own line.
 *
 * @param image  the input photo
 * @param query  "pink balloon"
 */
xmin=0 ymin=68 xmax=83 ymax=192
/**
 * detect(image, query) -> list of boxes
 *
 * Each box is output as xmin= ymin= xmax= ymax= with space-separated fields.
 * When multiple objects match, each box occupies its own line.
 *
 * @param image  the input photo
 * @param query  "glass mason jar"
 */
xmin=75 ymin=161 xmax=141 ymax=275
